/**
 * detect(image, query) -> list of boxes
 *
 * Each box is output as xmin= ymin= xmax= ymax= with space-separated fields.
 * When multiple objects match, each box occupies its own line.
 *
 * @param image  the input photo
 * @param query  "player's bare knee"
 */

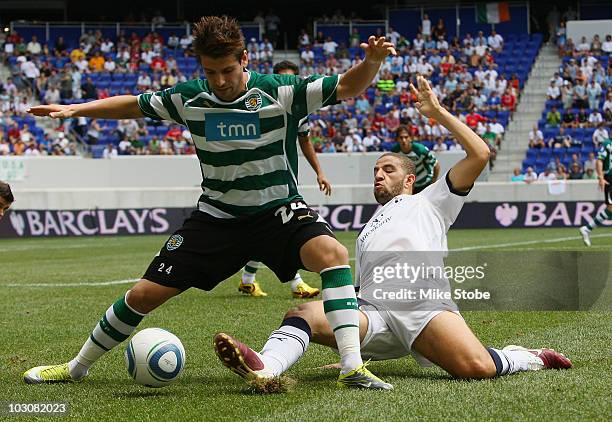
xmin=452 ymin=356 xmax=496 ymax=379
xmin=319 ymin=241 xmax=349 ymax=268
xmin=126 ymin=283 xmax=163 ymax=314
xmin=285 ymin=302 xmax=316 ymax=322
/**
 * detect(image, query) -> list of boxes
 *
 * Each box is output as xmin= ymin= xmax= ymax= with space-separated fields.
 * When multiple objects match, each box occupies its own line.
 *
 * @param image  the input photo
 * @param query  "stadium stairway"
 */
xmin=488 ymin=43 xmax=561 ymax=181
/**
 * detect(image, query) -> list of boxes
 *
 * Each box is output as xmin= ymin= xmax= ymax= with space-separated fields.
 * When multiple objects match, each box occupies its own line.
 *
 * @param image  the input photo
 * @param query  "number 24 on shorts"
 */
xmin=274 ymin=202 xmax=307 ymax=224
xmin=158 ymin=263 xmax=173 ymax=274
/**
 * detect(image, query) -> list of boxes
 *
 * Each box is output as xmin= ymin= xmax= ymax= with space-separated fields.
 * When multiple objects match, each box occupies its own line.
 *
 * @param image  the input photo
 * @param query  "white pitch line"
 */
xmin=4 ymin=278 xmax=139 ymax=288
xmin=449 ymin=233 xmax=612 ymax=252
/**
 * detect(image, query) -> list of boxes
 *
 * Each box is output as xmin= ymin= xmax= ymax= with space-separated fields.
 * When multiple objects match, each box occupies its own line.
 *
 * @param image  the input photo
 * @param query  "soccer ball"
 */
xmin=124 ymin=328 xmax=185 ymax=388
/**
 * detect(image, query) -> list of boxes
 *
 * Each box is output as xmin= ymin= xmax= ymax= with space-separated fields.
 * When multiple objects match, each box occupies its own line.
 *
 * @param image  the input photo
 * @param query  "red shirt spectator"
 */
xmin=166 ymin=126 xmax=182 ymax=140
xmin=151 ymin=56 xmax=166 ymax=71
xmin=399 ymin=90 xmax=410 ymax=105
xmin=501 ymin=91 xmax=516 ymax=110
xmin=466 ymin=110 xmax=486 ymax=129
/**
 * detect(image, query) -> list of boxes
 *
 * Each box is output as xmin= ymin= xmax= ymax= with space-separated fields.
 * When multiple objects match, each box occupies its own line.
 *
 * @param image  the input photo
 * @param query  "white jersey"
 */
xmin=355 ymin=173 xmax=468 ymax=289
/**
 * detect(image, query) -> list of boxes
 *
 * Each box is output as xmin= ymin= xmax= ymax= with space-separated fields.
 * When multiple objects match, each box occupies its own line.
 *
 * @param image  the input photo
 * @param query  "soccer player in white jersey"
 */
xmin=0 ymin=181 xmax=14 ymax=220
xmin=23 ymin=16 xmax=396 ymax=389
xmin=238 ymin=60 xmax=330 ymax=299
xmin=213 ymin=76 xmax=571 ymax=390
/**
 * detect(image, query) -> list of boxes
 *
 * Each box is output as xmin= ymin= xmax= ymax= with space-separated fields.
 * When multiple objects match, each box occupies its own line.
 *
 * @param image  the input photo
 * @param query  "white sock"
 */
xmin=290 ymin=273 xmax=303 ymax=291
xmin=259 ymin=317 xmax=311 ymax=376
xmin=488 ymin=347 xmax=544 ymax=375
xmin=335 ymin=326 xmax=362 ymax=373
xmin=242 ymin=261 xmax=260 ymax=284
xmin=68 ymin=358 xmax=91 ymax=380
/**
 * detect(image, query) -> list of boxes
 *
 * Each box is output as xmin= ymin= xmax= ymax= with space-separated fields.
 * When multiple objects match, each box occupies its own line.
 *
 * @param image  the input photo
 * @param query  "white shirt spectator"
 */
xmin=576 ymin=40 xmax=590 ymax=52
xmin=180 ymin=35 xmax=193 ymax=49
xmin=26 ymin=40 xmax=42 ymax=55
xmin=529 ymin=128 xmax=544 ymax=143
xmin=603 ymin=39 xmax=612 ymax=53
xmin=547 ymin=85 xmax=560 ymax=99
xmin=103 ymin=145 xmax=118 ymax=159
xmin=386 ymin=28 xmax=400 ymax=46
xmin=21 ymin=60 xmax=40 ymax=79
xmin=433 ymin=141 xmax=448 ymax=152
xmin=76 ymin=58 xmax=89 ymax=72
xmin=25 ymin=145 xmax=40 ymax=156
xmin=437 ymin=39 xmax=449 ymax=50
xmin=475 ymin=44 xmax=487 ymax=56
xmin=550 ymin=74 xmax=564 ymax=87
xmin=118 ymin=139 xmax=131 ymax=154
xmin=44 ymin=88 xmax=61 ymax=104
xmin=524 ymin=170 xmax=538 ymax=183
xmin=448 ymin=140 xmax=463 ymax=151
xmin=421 ymin=18 xmax=431 ymax=37
xmin=137 ymin=74 xmax=152 ymax=88
xmin=140 ymin=50 xmax=155 ymax=64
xmin=100 ymin=40 xmax=114 ymax=53
xmin=323 ymin=40 xmax=338 ymax=55
xmin=593 ymin=127 xmax=609 ymax=145
xmin=104 ymin=60 xmax=116 ymax=72
xmin=603 ymin=99 xmax=612 ymax=113
xmin=588 ymin=111 xmax=603 ymax=125
xmin=487 ymin=34 xmax=504 ymax=49
xmin=362 ymin=133 xmax=380 ymax=149
xmin=538 ymin=171 xmax=557 ymax=181
xmin=416 ymin=61 xmax=433 ymax=75
xmin=413 ymin=37 xmax=424 ymax=52
xmin=490 ymin=122 xmax=505 ymax=135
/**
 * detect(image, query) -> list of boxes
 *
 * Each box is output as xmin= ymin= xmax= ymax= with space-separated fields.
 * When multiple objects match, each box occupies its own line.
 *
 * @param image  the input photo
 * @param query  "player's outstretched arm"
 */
xmin=335 ymin=36 xmax=396 ymax=101
xmin=28 ymin=95 xmax=143 ymax=120
xmin=409 ymin=75 xmax=489 ymax=191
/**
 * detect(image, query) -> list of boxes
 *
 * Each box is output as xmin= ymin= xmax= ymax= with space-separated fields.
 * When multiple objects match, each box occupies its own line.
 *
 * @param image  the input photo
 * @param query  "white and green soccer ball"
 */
xmin=124 ymin=328 xmax=185 ymax=388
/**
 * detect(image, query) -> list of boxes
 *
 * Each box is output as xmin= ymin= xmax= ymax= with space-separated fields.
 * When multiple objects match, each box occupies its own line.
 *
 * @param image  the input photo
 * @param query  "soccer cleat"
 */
xmin=292 ymin=281 xmax=320 ymax=299
xmin=213 ymin=332 xmax=275 ymax=381
xmin=23 ymin=363 xmax=80 ymax=384
xmin=579 ymin=226 xmax=592 ymax=247
xmin=503 ymin=345 xmax=572 ymax=370
xmin=337 ymin=362 xmax=393 ymax=390
xmin=238 ymin=281 xmax=268 ymax=297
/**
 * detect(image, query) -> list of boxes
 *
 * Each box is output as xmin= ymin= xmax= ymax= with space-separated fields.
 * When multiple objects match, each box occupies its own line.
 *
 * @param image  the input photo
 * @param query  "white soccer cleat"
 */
xmin=579 ymin=226 xmax=592 ymax=247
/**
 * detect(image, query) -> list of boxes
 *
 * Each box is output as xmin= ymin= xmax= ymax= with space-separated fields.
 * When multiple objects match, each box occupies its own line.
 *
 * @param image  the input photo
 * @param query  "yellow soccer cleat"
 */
xmin=337 ymin=362 xmax=393 ymax=390
xmin=292 ymin=281 xmax=320 ymax=299
xmin=238 ymin=281 xmax=268 ymax=297
xmin=23 ymin=363 xmax=79 ymax=384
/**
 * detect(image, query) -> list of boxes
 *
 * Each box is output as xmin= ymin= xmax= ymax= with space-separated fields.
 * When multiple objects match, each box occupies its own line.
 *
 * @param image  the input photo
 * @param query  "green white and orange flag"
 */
xmin=476 ymin=2 xmax=511 ymax=24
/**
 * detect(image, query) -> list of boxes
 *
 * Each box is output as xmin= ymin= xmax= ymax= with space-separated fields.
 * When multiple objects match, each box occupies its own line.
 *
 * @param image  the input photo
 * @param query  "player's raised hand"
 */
xmin=360 ymin=36 xmax=396 ymax=63
xmin=28 ymin=104 xmax=76 ymax=119
xmin=409 ymin=75 xmax=443 ymax=119
xmin=317 ymin=173 xmax=332 ymax=196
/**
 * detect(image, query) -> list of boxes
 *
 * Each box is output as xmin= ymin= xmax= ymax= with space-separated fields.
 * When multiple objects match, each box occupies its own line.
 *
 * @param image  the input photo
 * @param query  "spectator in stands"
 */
xmin=586 ymin=79 xmax=602 ymax=110
xmin=448 ymin=139 xmax=463 ymax=151
xmin=583 ymin=167 xmax=597 ymax=180
xmin=511 ymin=168 xmax=525 ymax=182
xmin=588 ymin=109 xmax=603 ymax=127
xmin=54 ymin=36 xmax=68 ymax=57
xmin=412 ymin=33 xmax=424 ymax=53
xmin=26 ymin=36 xmax=42 ymax=55
xmin=556 ymin=164 xmax=569 ymax=180
xmin=529 ymin=125 xmax=545 ymax=148
xmin=86 ymin=119 xmax=101 ymax=144
xmin=548 ymin=126 xmax=571 ymax=148
xmin=81 ymin=77 xmax=97 ymax=100
xmin=546 ymin=105 xmax=562 ymax=128
xmin=433 ymin=138 xmax=447 ymax=153
xmin=362 ymin=129 xmax=380 ymax=152
xmin=179 ymin=33 xmax=193 ymax=51
xmin=466 ymin=106 xmax=486 ymax=130
xmin=264 ymin=10 xmax=281 ymax=46
xmin=432 ymin=18 xmax=446 ymax=40
xmin=573 ymin=79 xmax=588 ymax=108
xmin=602 ymin=34 xmax=612 ymax=54
xmin=583 ymin=151 xmax=597 ymax=173
xmin=576 ymin=36 xmax=590 ymax=54
xmin=592 ymin=123 xmax=609 ymax=147
xmin=103 ymin=143 xmax=118 ymax=159
xmin=547 ymin=80 xmax=561 ymax=100
xmin=560 ymin=80 xmax=573 ymax=109
xmin=501 ymin=88 xmax=516 ymax=111
xmin=323 ymin=36 xmax=338 ymax=56
xmin=487 ymin=29 xmax=504 ymax=52
xmin=44 ymin=85 xmax=61 ymax=104
xmin=524 ymin=166 xmax=538 ymax=183
xmin=0 ymin=138 xmax=10 ymax=155
xmin=421 ymin=13 xmax=431 ymax=38
xmin=538 ymin=166 xmax=557 ymax=181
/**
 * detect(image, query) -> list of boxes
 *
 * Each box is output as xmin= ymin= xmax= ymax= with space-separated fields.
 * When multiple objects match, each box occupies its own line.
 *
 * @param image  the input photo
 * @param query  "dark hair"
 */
xmin=273 ymin=60 xmax=299 ymax=75
xmin=379 ymin=152 xmax=416 ymax=176
xmin=395 ymin=125 xmax=411 ymax=139
xmin=0 ymin=181 xmax=14 ymax=203
xmin=192 ymin=15 xmax=245 ymax=60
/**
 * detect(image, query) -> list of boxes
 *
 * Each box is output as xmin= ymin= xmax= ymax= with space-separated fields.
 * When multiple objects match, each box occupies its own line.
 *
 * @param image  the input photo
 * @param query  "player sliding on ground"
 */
xmin=23 ymin=15 xmax=396 ymax=390
xmin=214 ymin=76 xmax=572 ymax=390
xmin=579 ymin=137 xmax=612 ymax=246
xmin=238 ymin=60 xmax=329 ymax=299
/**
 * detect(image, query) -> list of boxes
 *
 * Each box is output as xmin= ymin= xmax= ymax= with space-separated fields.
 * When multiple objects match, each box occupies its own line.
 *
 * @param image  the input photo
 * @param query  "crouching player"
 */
xmin=213 ymin=76 xmax=571 ymax=389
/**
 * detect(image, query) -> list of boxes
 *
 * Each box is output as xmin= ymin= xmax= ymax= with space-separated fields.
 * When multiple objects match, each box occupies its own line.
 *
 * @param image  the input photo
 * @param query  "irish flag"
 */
xmin=476 ymin=2 xmax=511 ymax=24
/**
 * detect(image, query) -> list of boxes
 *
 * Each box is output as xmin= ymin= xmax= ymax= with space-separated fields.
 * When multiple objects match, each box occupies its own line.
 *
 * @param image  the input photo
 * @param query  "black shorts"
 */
xmin=605 ymin=175 xmax=612 ymax=205
xmin=143 ymin=200 xmax=335 ymax=291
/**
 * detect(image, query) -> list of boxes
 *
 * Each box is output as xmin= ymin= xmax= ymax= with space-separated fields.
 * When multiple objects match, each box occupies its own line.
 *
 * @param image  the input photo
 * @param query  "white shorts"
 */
xmin=358 ymin=306 xmax=462 ymax=367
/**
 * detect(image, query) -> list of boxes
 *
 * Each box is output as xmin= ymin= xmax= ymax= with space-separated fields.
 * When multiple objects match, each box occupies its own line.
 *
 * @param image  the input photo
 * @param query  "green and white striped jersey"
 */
xmin=392 ymin=142 xmax=438 ymax=188
xmin=138 ymin=70 xmax=339 ymax=218
xmin=597 ymin=138 xmax=612 ymax=176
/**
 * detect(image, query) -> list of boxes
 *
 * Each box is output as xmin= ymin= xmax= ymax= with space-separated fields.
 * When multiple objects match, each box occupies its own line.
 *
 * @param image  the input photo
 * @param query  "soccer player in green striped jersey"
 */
xmin=580 ymin=138 xmax=612 ymax=246
xmin=392 ymin=125 xmax=440 ymax=193
xmin=24 ymin=15 xmax=395 ymax=389
xmin=0 ymin=181 xmax=14 ymax=220
xmin=238 ymin=60 xmax=330 ymax=299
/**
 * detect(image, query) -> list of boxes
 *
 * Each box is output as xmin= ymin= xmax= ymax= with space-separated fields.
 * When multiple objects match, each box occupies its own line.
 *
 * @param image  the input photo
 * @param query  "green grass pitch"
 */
xmin=0 ymin=228 xmax=611 ymax=421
